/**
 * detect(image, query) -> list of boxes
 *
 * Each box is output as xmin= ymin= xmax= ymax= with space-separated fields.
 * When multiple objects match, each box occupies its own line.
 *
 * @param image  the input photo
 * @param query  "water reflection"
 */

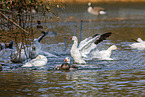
xmin=1 ymin=69 xmax=145 ymax=96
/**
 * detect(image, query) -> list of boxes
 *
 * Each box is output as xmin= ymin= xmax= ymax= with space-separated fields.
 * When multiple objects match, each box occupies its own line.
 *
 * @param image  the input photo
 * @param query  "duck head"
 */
xmin=64 ymin=57 xmax=70 ymax=64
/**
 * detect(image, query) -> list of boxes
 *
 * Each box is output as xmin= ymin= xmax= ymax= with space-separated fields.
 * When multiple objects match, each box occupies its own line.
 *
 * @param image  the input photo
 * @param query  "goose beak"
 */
xmin=64 ymin=59 xmax=67 ymax=62
xmin=116 ymin=48 xmax=119 ymax=50
xmin=69 ymin=37 xmax=72 ymax=40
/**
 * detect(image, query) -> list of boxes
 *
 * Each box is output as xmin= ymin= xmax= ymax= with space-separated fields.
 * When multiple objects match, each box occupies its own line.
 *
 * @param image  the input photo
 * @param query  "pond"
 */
xmin=1 ymin=2 xmax=145 ymax=96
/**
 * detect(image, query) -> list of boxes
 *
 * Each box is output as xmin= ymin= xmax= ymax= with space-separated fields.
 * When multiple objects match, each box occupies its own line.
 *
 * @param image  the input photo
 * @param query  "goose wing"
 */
xmin=79 ymin=32 xmax=112 ymax=57
xmin=93 ymin=7 xmax=105 ymax=11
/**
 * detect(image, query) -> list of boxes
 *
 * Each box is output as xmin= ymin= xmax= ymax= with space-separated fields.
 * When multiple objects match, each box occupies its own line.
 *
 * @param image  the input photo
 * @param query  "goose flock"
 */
xmin=1 ymin=2 xmax=145 ymax=70
xmin=1 ymin=30 xmax=144 ymax=70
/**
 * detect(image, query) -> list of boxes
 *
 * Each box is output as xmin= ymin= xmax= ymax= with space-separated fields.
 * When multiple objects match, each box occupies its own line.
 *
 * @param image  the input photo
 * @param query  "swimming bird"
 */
xmin=0 ymin=40 xmax=13 ymax=50
xmin=70 ymin=32 xmax=112 ymax=64
xmin=87 ymin=2 xmax=106 ymax=16
xmin=10 ymin=48 xmax=28 ymax=63
xmin=54 ymin=57 xmax=78 ymax=70
xmin=29 ymin=31 xmax=48 ymax=59
xmin=22 ymin=55 xmax=47 ymax=67
xmin=90 ymin=45 xmax=118 ymax=60
xmin=130 ymin=38 xmax=145 ymax=50
xmin=11 ymin=31 xmax=56 ymax=63
xmin=29 ymin=31 xmax=57 ymax=59
xmin=0 ymin=64 xmax=2 ymax=71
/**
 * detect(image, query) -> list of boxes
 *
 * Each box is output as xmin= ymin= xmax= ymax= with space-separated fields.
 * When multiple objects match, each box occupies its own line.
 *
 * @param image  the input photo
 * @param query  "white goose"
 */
xmin=29 ymin=31 xmax=57 ymax=59
xmin=70 ymin=32 xmax=112 ymax=64
xmin=10 ymin=31 xmax=47 ymax=63
xmin=22 ymin=55 xmax=47 ymax=67
xmin=11 ymin=31 xmax=57 ymax=63
xmin=130 ymin=38 xmax=145 ymax=50
xmin=70 ymin=36 xmax=86 ymax=64
xmin=90 ymin=45 xmax=118 ymax=60
xmin=87 ymin=2 xmax=106 ymax=15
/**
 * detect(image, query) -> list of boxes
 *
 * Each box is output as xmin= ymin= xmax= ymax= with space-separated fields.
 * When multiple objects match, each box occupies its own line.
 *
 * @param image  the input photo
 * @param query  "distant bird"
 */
xmin=0 ymin=40 xmax=13 ymax=51
xmin=22 ymin=55 xmax=47 ymax=67
xmin=36 ymin=20 xmax=43 ymax=29
xmin=130 ymin=38 xmax=145 ymax=50
xmin=87 ymin=2 xmax=106 ymax=15
xmin=70 ymin=32 xmax=112 ymax=64
xmin=54 ymin=57 xmax=78 ymax=70
xmin=90 ymin=45 xmax=118 ymax=60
xmin=0 ymin=64 xmax=2 ymax=71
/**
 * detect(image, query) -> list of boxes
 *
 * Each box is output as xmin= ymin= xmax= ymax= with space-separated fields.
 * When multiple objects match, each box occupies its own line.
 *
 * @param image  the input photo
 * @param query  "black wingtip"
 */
xmin=38 ymin=31 xmax=49 ymax=42
xmin=131 ymin=39 xmax=138 ymax=42
xmin=94 ymin=32 xmax=112 ymax=44
xmin=42 ymin=31 xmax=48 ymax=35
xmin=92 ymin=34 xmax=99 ymax=38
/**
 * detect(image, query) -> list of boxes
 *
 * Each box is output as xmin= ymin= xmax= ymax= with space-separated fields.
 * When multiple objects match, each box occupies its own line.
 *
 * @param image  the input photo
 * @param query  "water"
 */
xmin=1 ymin=2 xmax=145 ymax=96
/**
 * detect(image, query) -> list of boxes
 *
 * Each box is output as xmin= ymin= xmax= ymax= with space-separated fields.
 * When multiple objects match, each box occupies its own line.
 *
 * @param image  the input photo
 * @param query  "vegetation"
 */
xmin=0 ymin=0 xmax=61 ymax=61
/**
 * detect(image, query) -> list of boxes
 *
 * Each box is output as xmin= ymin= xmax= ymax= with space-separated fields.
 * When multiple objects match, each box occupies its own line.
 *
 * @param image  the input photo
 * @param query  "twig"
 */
xmin=0 ymin=12 xmax=29 ymax=34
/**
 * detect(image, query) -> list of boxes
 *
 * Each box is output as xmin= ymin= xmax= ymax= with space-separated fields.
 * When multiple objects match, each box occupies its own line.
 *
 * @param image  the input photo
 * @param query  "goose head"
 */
xmin=137 ymin=38 xmax=144 ymax=43
xmin=29 ymin=45 xmax=38 ymax=59
xmin=70 ymin=36 xmax=78 ymax=41
xmin=108 ymin=45 xmax=118 ymax=51
xmin=88 ymin=2 xmax=91 ymax=5
xmin=64 ymin=57 xmax=70 ymax=64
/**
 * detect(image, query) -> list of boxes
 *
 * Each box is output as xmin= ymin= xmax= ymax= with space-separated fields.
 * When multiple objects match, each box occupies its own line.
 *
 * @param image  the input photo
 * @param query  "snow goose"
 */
xmin=130 ymin=38 xmax=145 ymax=50
xmin=70 ymin=36 xmax=86 ymax=64
xmin=87 ymin=2 xmax=106 ymax=15
xmin=90 ymin=45 xmax=118 ymax=60
xmin=22 ymin=55 xmax=47 ymax=67
xmin=10 ymin=48 xmax=28 ymax=63
xmin=10 ymin=31 xmax=52 ymax=63
xmin=54 ymin=57 xmax=78 ymax=70
xmin=70 ymin=32 xmax=112 ymax=63
xmin=29 ymin=31 xmax=57 ymax=59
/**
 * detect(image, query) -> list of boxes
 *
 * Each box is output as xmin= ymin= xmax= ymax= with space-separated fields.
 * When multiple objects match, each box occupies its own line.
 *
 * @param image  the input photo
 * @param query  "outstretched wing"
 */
xmin=94 ymin=32 xmax=112 ymax=44
xmin=78 ymin=34 xmax=100 ymax=57
xmin=79 ymin=34 xmax=99 ymax=49
xmin=79 ymin=32 xmax=112 ymax=57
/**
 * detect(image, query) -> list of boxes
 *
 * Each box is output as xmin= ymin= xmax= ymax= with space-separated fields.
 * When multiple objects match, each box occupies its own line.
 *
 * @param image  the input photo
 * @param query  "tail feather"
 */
xmin=94 ymin=32 xmax=112 ymax=44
